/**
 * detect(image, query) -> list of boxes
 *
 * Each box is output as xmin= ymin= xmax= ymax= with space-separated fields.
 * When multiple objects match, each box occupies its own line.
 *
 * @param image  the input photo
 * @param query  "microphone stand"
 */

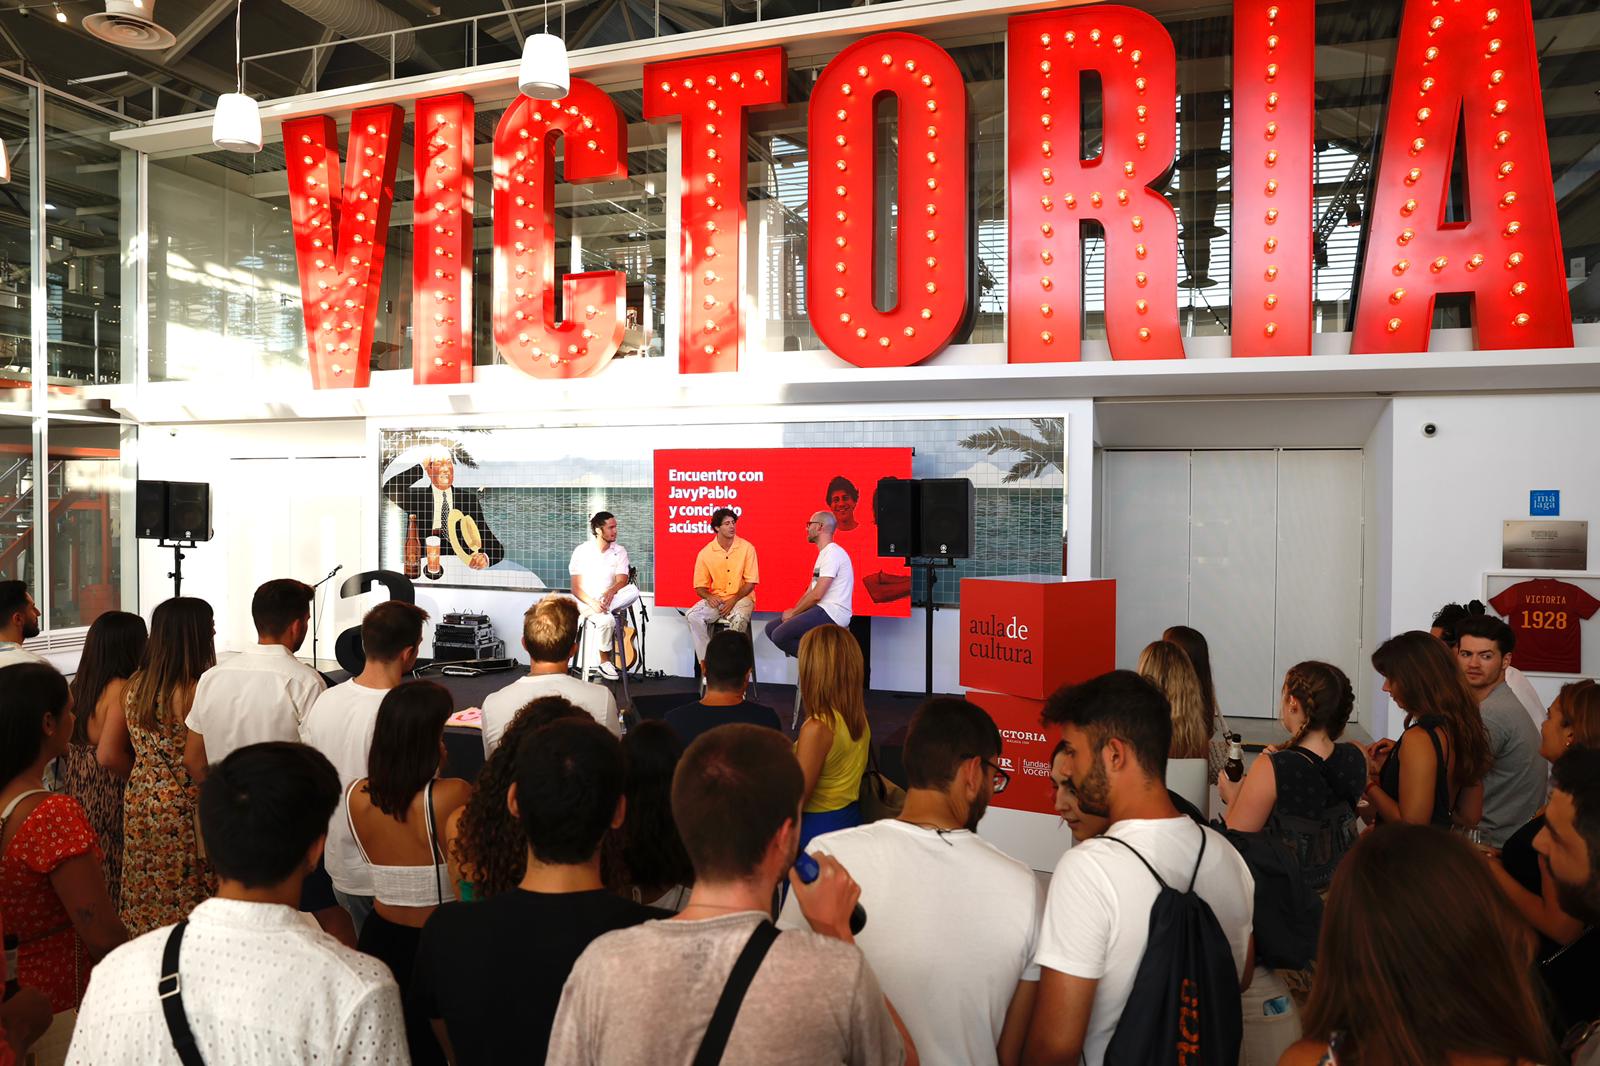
xmin=310 ymin=565 xmax=343 ymax=672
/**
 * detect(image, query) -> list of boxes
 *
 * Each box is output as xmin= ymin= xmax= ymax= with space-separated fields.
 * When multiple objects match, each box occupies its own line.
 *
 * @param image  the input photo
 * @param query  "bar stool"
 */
xmin=572 ymin=604 xmax=632 ymax=711
xmin=684 ymin=613 xmax=759 ymax=701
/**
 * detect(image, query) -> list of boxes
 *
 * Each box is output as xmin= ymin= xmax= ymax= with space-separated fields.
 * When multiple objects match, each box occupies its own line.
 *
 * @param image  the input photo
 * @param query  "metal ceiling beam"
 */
xmin=499 ymin=0 xmax=526 ymax=47
xmin=296 ymin=27 xmax=340 ymax=95
xmin=160 ymin=0 xmax=238 ymax=66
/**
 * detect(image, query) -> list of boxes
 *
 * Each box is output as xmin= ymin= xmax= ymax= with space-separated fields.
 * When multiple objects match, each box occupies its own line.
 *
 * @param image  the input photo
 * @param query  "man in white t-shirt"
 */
xmin=482 ymin=596 xmax=620 ymax=753
xmin=0 ymin=580 xmax=43 ymax=668
xmin=568 ymin=511 xmax=640 ymax=681
xmin=777 ymin=697 xmax=1041 ymax=1066
xmin=1025 ymin=671 xmax=1255 ymax=1066
xmin=763 ymin=511 xmax=854 ymax=657
xmin=300 ymin=599 xmax=428 ymax=934
xmin=183 ymin=578 xmax=326 ymax=781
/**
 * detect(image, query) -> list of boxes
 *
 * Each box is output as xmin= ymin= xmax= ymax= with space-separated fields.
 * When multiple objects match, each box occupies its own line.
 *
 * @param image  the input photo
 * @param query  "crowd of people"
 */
xmin=1 ymin=574 xmax=1598 ymax=1065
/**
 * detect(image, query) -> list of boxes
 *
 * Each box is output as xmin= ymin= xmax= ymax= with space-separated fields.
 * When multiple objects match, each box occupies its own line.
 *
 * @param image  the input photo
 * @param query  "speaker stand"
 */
xmin=159 ymin=539 xmax=197 ymax=598
xmin=918 ymin=558 xmax=957 ymax=698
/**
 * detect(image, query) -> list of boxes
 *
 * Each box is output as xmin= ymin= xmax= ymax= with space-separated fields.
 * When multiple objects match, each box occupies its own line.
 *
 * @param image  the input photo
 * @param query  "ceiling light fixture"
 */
xmin=211 ymin=0 xmax=260 ymax=152
xmin=518 ymin=1 xmax=569 ymax=100
xmin=53 ymin=5 xmax=67 ymax=23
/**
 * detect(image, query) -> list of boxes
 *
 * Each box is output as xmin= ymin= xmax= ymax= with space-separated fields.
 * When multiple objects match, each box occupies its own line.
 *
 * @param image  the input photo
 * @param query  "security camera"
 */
xmin=1422 ymin=422 xmax=1438 ymax=438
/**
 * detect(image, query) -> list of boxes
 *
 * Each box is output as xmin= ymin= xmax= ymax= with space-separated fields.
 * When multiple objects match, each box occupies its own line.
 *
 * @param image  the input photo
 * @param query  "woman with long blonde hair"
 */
xmin=119 ymin=597 xmax=217 ymax=935
xmin=1136 ymin=640 xmax=1211 ymax=760
xmin=794 ymin=625 xmax=870 ymax=849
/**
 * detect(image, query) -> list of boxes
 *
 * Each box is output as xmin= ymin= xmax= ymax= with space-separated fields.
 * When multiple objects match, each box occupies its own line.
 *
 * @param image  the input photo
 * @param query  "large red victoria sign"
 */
xmin=282 ymin=0 xmax=1573 ymax=389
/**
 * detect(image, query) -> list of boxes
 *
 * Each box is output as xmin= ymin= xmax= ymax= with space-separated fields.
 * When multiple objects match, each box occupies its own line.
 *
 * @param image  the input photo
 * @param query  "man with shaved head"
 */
xmin=764 ymin=510 xmax=854 ymax=658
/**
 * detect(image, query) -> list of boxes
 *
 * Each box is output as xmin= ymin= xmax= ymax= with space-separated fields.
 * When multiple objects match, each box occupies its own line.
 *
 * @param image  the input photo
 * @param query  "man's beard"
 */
xmin=1074 ymin=758 xmax=1112 ymax=819
xmin=1553 ymin=872 xmax=1600 ymax=926
xmin=965 ymin=793 xmax=990 ymax=832
xmin=22 ymin=619 xmax=39 ymax=640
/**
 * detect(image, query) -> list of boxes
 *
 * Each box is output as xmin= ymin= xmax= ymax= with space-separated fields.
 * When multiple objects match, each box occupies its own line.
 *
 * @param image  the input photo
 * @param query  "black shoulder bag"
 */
xmin=160 ymin=920 xmax=206 ymax=1066
xmin=691 ymin=922 xmax=781 ymax=1066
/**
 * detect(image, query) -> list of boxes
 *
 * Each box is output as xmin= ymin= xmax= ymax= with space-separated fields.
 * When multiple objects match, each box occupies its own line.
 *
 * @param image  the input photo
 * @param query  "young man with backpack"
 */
xmin=1024 ymin=671 xmax=1255 ymax=1066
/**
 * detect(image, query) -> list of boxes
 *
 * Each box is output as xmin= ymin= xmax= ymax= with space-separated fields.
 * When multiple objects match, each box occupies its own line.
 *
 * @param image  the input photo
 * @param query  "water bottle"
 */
xmin=793 ymin=851 xmax=867 ymax=935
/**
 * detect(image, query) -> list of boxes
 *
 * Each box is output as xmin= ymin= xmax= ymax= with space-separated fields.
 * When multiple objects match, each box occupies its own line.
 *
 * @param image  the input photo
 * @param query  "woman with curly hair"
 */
xmin=602 ymin=721 xmax=694 ymax=911
xmin=1368 ymin=631 xmax=1491 ymax=829
xmin=445 ymin=695 xmax=586 ymax=900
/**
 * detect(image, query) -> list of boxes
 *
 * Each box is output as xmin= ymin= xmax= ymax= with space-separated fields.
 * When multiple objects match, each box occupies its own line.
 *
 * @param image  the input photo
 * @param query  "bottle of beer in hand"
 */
xmin=1224 ymin=735 xmax=1245 ymax=783
xmin=4 ymin=930 xmax=19 ymax=1001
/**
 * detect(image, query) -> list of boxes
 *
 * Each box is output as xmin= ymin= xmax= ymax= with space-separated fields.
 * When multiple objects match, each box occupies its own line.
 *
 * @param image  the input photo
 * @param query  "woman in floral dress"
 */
xmin=55 ymin=610 xmax=147 ymax=911
xmin=119 ymin=597 xmax=216 ymax=936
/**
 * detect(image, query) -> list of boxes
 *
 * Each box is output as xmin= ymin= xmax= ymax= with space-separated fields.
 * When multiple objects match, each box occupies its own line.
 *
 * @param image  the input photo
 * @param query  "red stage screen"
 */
xmin=654 ymin=448 xmax=914 ymax=618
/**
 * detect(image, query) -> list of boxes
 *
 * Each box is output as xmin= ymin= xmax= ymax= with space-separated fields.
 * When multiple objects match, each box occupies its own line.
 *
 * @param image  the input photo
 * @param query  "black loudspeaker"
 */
xmin=919 ymin=478 xmax=975 ymax=559
xmin=135 ymin=480 xmax=169 ymax=540
xmin=875 ymin=477 xmax=919 ymax=557
xmin=167 ymin=482 xmax=213 ymax=542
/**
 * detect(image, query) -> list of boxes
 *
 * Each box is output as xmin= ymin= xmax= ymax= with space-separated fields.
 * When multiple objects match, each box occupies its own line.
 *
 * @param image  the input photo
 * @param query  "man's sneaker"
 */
xmin=597 ymin=661 xmax=621 ymax=680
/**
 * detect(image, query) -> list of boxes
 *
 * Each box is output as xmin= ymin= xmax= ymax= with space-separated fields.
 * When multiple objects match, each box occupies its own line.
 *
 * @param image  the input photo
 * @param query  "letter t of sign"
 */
xmin=643 ymin=48 xmax=786 ymax=375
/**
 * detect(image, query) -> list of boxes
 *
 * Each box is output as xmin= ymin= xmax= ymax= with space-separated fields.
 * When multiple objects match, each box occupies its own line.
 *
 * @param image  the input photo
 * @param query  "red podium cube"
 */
xmin=959 ymin=575 xmax=1116 ymax=702
xmin=963 ymin=690 xmax=1057 ymax=816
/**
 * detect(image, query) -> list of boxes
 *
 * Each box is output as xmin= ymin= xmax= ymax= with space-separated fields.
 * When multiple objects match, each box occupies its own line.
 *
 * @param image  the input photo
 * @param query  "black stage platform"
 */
xmin=323 ymin=667 xmax=932 ymax=786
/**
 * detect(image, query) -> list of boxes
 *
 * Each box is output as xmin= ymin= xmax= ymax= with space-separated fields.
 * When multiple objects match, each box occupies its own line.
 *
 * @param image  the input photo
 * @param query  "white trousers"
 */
xmin=579 ymin=584 xmax=642 ymax=652
xmin=1240 ymin=968 xmax=1302 ymax=1066
xmin=685 ymin=595 xmax=756 ymax=662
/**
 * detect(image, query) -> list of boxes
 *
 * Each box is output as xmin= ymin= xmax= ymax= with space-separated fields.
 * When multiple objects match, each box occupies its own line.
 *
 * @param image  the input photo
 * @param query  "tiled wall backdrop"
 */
xmin=379 ymin=418 xmax=1065 ymax=603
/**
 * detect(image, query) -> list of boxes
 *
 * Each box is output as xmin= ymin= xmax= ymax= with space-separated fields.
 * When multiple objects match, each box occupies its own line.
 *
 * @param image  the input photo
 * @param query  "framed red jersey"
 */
xmin=1489 ymin=578 xmax=1600 ymax=674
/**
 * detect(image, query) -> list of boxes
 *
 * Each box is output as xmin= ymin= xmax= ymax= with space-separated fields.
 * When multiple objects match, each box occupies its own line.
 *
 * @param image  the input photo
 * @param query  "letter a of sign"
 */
xmin=1352 ymin=0 xmax=1571 ymax=353
xmin=807 ymin=33 xmax=969 ymax=368
xmin=491 ymin=83 xmax=629 ymax=379
xmin=643 ymin=49 xmax=785 ymax=375
xmin=1008 ymin=8 xmax=1183 ymax=362
xmin=284 ymin=105 xmax=404 ymax=389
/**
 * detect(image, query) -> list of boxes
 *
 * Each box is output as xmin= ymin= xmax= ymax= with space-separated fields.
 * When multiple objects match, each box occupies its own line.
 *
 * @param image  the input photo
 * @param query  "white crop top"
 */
xmin=346 ymin=778 xmax=450 ymax=907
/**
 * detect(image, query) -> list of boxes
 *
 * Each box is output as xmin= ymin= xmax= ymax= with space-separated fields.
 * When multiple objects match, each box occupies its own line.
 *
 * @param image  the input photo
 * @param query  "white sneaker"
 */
xmin=596 ymin=661 xmax=621 ymax=680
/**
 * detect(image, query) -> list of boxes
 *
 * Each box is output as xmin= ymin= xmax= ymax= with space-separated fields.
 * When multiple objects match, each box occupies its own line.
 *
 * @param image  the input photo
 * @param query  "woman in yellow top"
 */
xmin=794 ymin=625 xmax=871 ymax=849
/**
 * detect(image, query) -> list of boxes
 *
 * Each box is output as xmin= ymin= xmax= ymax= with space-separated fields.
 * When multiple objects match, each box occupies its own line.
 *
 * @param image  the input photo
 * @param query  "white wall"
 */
xmin=1376 ymin=392 xmax=1600 ymax=735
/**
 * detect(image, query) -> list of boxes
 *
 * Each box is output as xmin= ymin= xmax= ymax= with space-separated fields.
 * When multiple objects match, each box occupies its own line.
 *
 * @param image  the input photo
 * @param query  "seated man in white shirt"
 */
xmin=569 ymin=511 xmax=640 ymax=681
xmin=763 ymin=512 xmax=854 ymax=658
xmin=777 ymin=697 xmax=1042 ymax=1066
xmin=183 ymin=578 xmax=326 ymax=782
xmin=482 ymin=596 xmax=620 ymax=753
xmin=0 ymin=579 xmax=43 ymax=668
xmin=301 ymin=599 xmax=429 ymax=935
xmin=1024 ymin=671 xmax=1255 ymax=1066
xmin=66 ymin=742 xmax=409 ymax=1066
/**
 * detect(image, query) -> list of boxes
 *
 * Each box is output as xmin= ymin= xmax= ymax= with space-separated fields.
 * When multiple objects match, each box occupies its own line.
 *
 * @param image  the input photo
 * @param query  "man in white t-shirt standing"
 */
xmin=0 ymin=580 xmax=43 ymax=668
xmin=569 ymin=511 xmax=640 ymax=681
xmin=481 ymin=595 xmax=620 ymax=753
xmin=764 ymin=511 xmax=854 ymax=658
xmin=300 ymin=599 xmax=429 ymax=934
xmin=777 ymin=696 xmax=1041 ymax=1066
xmin=1024 ymin=671 xmax=1255 ymax=1066
xmin=183 ymin=578 xmax=326 ymax=781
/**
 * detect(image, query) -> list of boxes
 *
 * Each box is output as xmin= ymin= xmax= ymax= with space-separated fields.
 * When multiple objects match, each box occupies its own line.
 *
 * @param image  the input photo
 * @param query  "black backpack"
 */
xmin=1101 ymin=827 xmax=1244 ymax=1066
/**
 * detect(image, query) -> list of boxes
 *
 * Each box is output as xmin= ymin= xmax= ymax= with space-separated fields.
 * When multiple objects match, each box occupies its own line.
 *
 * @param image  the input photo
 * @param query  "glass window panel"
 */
xmin=44 ymin=414 xmax=127 ymax=628
xmin=0 ymin=412 xmax=33 ymax=589
xmin=0 ymin=82 xmax=32 ymax=392
xmin=44 ymin=98 xmax=132 ymax=385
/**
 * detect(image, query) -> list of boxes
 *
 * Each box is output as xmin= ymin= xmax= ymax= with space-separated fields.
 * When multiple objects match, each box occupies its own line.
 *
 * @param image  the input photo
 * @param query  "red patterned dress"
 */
xmin=0 ymin=793 xmax=101 ymax=1011
xmin=120 ymin=704 xmax=214 ymax=936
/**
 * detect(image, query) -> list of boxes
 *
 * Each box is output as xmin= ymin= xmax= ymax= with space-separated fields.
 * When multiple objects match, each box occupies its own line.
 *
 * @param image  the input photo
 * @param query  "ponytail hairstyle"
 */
xmin=1282 ymin=661 xmax=1356 ymax=748
xmin=1371 ymin=631 xmax=1492 ymax=785
xmin=1429 ymin=600 xmax=1486 ymax=647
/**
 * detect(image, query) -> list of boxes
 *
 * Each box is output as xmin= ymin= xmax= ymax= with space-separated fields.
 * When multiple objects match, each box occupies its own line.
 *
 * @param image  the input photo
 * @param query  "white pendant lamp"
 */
xmin=0 ymin=140 xmax=10 ymax=185
xmin=211 ymin=0 xmax=262 ymax=152
xmin=518 ymin=4 xmax=569 ymax=100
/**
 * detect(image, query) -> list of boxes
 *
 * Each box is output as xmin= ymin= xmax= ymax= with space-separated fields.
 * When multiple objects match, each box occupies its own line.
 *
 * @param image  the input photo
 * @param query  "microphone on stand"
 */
xmin=311 ymin=565 xmax=345 ymax=676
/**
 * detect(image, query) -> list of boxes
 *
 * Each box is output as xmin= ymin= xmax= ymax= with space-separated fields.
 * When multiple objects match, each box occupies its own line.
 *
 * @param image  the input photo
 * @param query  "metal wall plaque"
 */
xmin=1503 ymin=520 xmax=1589 ymax=570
